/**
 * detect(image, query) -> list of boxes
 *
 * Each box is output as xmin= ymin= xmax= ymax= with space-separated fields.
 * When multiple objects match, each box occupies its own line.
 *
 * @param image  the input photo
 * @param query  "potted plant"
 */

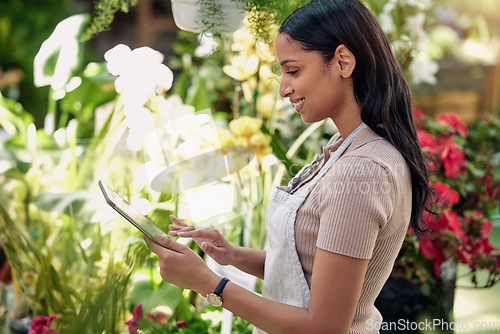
xmin=82 ymin=0 xmax=311 ymax=43
xmin=170 ymin=0 xmax=246 ymax=33
xmin=375 ymin=111 xmax=500 ymax=332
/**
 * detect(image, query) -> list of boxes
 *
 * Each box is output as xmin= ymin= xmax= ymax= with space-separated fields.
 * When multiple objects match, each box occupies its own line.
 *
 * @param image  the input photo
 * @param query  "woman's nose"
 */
xmin=279 ymin=80 xmax=294 ymax=98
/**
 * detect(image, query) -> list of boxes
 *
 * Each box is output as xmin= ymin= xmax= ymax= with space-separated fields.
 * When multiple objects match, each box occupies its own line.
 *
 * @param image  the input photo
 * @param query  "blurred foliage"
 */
xmin=436 ymin=0 xmax=500 ymax=36
xmin=0 ymin=0 xmax=75 ymax=125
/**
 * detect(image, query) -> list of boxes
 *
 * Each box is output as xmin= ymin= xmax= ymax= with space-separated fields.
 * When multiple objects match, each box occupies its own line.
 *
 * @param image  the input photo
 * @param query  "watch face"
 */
xmin=207 ymin=293 xmax=223 ymax=307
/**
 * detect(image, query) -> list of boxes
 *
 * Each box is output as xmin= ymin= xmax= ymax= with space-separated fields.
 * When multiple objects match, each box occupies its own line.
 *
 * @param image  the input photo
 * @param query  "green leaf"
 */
xmin=34 ymin=190 xmax=92 ymax=218
xmin=185 ymin=77 xmax=212 ymax=111
xmin=420 ymin=282 xmax=431 ymax=296
xmin=171 ymin=70 xmax=191 ymax=101
xmin=59 ymin=65 xmax=117 ymax=137
xmin=130 ymin=279 xmax=183 ymax=315
xmin=0 ymin=93 xmax=34 ymax=137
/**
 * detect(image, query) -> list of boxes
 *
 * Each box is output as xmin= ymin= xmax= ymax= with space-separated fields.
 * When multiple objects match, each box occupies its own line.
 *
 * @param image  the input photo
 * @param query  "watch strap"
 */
xmin=213 ymin=277 xmax=230 ymax=297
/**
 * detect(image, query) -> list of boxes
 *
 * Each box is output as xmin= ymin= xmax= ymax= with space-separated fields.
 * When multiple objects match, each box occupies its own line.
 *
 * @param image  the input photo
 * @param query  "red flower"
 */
xmin=434 ymin=210 xmax=465 ymax=237
xmin=467 ymin=237 xmax=494 ymax=259
xmin=467 ymin=211 xmax=493 ymax=237
xmin=417 ymin=130 xmax=437 ymax=154
xmin=126 ymin=303 xmax=144 ymax=334
xmin=430 ymin=182 xmax=460 ymax=207
xmin=437 ymin=113 xmax=468 ymax=137
xmin=147 ymin=312 xmax=169 ymax=324
xmin=29 ymin=315 xmax=59 ymax=334
xmin=413 ymin=108 xmax=424 ymax=120
xmin=419 ymin=237 xmax=444 ymax=278
xmin=439 ymin=139 xmax=467 ymax=179
xmin=419 ymin=236 xmax=436 ymax=259
xmin=478 ymin=174 xmax=495 ymax=199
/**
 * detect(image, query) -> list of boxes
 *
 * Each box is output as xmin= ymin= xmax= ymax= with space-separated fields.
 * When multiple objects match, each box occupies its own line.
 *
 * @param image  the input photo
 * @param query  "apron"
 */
xmin=253 ymin=123 xmax=368 ymax=334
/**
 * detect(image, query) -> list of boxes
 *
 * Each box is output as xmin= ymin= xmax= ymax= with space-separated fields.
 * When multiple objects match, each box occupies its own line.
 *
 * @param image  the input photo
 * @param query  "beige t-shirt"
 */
xmin=294 ymin=127 xmax=412 ymax=333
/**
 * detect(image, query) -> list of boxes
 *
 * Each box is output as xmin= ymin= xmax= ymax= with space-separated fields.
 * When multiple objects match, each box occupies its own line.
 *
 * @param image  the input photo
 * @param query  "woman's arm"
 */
xmin=229 ymin=245 xmax=266 ymax=279
xmin=145 ymin=236 xmax=368 ymax=334
xmin=169 ymin=215 xmax=266 ymax=279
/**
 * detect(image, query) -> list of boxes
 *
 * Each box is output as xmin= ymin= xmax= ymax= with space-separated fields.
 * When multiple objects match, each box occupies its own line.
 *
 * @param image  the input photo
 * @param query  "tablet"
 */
xmin=98 ymin=180 xmax=169 ymax=245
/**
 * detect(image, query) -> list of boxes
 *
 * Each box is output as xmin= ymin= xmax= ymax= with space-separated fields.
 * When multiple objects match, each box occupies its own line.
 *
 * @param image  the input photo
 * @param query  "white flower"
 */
xmin=404 ymin=0 xmax=432 ymax=11
xmin=34 ymin=14 xmax=88 ymax=95
xmin=104 ymin=44 xmax=132 ymax=76
xmin=195 ymin=33 xmax=218 ymax=57
xmin=406 ymin=13 xmax=428 ymax=47
xmin=156 ymin=95 xmax=196 ymax=125
xmin=379 ymin=12 xmax=396 ymax=34
xmin=104 ymin=44 xmax=174 ymax=109
xmin=124 ymin=106 xmax=156 ymax=151
xmin=409 ymin=50 xmax=439 ymax=85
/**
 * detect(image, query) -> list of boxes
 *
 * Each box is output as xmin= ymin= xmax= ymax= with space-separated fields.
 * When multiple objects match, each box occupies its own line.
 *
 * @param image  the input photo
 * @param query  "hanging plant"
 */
xmin=81 ymin=0 xmax=138 ymax=42
xmin=82 ymin=0 xmax=310 ymax=44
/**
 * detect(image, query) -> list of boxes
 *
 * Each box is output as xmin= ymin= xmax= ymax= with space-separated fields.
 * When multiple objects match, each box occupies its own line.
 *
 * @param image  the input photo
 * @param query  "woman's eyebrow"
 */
xmin=280 ymin=59 xmax=299 ymax=66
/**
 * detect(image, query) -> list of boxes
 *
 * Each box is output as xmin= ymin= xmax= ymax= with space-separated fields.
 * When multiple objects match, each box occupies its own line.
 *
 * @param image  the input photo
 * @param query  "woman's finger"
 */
xmin=144 ymin=234 xmax=186 ymax=254
xmin=176 ymin=228 xmax=213 ymax=239
xmin=170 ymin=225 xmax=195 ymax=237
xmin=170 ymin=215 xmax=188 ymax=227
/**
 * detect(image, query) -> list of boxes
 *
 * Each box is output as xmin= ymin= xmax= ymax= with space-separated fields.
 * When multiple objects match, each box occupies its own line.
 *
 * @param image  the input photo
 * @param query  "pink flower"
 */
xmin=177 ymin=321 xmax=188 ymax=328
xmin=29 ymin=315 xmax=59 ymax=334
xmin=437 ymin=113 xmax=468 ymax=137
xmin=439 ymin=139 xmax=467 ymax=179
xmin=126 ymin=303 xmax=144 ymax=334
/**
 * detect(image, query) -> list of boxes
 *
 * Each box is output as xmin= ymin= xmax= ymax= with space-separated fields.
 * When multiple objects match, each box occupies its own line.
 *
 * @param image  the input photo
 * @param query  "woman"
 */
xmin=144 ymin=0 xmax=432 ymax=333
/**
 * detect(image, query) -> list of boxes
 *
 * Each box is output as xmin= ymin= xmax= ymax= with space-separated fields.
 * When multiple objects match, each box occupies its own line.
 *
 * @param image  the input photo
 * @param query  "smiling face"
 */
xmin=274 ymin=33 xmax=359 ymax=125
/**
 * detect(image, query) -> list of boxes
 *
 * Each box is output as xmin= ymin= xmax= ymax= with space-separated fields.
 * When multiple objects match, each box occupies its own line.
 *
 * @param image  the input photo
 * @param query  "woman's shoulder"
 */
xmin=340 ymin=128 xmax=409 ymax=178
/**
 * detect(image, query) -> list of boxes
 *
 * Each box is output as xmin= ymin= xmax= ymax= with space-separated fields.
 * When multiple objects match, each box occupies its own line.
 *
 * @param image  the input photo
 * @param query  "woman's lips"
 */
xmin=291 ymin=98 xmax=305 ymax=112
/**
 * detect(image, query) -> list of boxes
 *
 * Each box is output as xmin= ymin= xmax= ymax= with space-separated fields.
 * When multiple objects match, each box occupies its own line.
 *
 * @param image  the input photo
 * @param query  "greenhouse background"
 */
xmin=0 ymin=0 xmax=499 ymax=333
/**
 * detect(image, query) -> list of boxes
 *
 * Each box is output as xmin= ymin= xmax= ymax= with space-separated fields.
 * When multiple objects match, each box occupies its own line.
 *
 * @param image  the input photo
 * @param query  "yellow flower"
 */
xmin=229 ymin=116 xmax=263 ymax=139
xmin=256 ymin=93 xmax=276 ymax=119
xmin=223 ymin=53 xmax=260 ymax=82
xmin=255 ymin=40 xmax=275 ymax=63
xmin=235 ymin=136 xmax=249 ymax=147
xmin=241 ymin=77 xmax=257 ymax=102
xmin=215 ymin=127 xmax=238 ymax=148
xmin=232 ymin=27 xmax=256 ymax=52
xmin=249 ymin=132 xmax=272 ymax=159
xmin=258 ymin=64 xmax=279 ymax=91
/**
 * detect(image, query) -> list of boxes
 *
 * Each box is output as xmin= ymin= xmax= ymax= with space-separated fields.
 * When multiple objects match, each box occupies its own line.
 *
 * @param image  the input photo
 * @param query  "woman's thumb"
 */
xmin=201 ymin=242 xmax=220 ymax=257
xmin=201 ymin=241 xmax=210 ymax=253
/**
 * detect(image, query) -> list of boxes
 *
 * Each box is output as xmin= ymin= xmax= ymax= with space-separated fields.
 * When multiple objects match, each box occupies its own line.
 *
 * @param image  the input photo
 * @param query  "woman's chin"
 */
xmin=300 ymin=113 xmax=323 ymax=124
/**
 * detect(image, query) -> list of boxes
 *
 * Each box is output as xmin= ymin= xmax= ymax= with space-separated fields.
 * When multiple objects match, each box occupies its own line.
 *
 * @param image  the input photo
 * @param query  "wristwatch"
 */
xmin=207 ymin=277 xmax=230 ymax=307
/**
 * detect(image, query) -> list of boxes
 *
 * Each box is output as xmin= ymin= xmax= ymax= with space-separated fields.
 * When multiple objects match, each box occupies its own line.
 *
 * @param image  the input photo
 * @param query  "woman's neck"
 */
xmin=331 ymin=106 xmax=363 ymax=139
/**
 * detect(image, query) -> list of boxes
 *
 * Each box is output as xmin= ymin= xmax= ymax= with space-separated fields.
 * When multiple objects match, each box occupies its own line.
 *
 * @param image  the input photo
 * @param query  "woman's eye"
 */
xmin=286 ymin=70 xmax=298 ymax=75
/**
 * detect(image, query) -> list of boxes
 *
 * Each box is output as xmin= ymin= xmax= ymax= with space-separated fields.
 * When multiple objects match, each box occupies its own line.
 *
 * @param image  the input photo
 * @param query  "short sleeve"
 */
xmin=316 ymin=155 xmax=396 ymax=259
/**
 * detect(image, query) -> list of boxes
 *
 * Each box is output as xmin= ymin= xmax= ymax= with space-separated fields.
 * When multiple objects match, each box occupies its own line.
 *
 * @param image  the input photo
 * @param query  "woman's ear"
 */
xmin=334 ymin=44 xmax=356 ymax=78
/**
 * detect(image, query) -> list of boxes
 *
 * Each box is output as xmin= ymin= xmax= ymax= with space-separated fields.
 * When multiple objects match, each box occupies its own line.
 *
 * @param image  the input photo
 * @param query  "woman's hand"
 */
xmin=169 ymin=215 xmax=235 ymax=266
xmin=144 ymin=234 xmax=219 ymax=296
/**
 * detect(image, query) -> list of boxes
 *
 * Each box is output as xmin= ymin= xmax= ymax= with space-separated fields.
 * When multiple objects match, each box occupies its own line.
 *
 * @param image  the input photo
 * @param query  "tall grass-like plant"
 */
xmin=0 ymin=14 xmax=154 ymax=333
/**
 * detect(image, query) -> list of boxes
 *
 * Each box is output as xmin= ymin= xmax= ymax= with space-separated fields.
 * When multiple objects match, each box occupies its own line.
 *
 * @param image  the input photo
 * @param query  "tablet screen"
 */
xmin=98 ymin=180 xmax=168 ymax=245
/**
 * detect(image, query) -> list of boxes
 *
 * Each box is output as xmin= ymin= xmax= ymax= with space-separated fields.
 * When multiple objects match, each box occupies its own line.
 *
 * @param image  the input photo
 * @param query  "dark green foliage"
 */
xmin=81 ymin=0 xmax=139 ymax=42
